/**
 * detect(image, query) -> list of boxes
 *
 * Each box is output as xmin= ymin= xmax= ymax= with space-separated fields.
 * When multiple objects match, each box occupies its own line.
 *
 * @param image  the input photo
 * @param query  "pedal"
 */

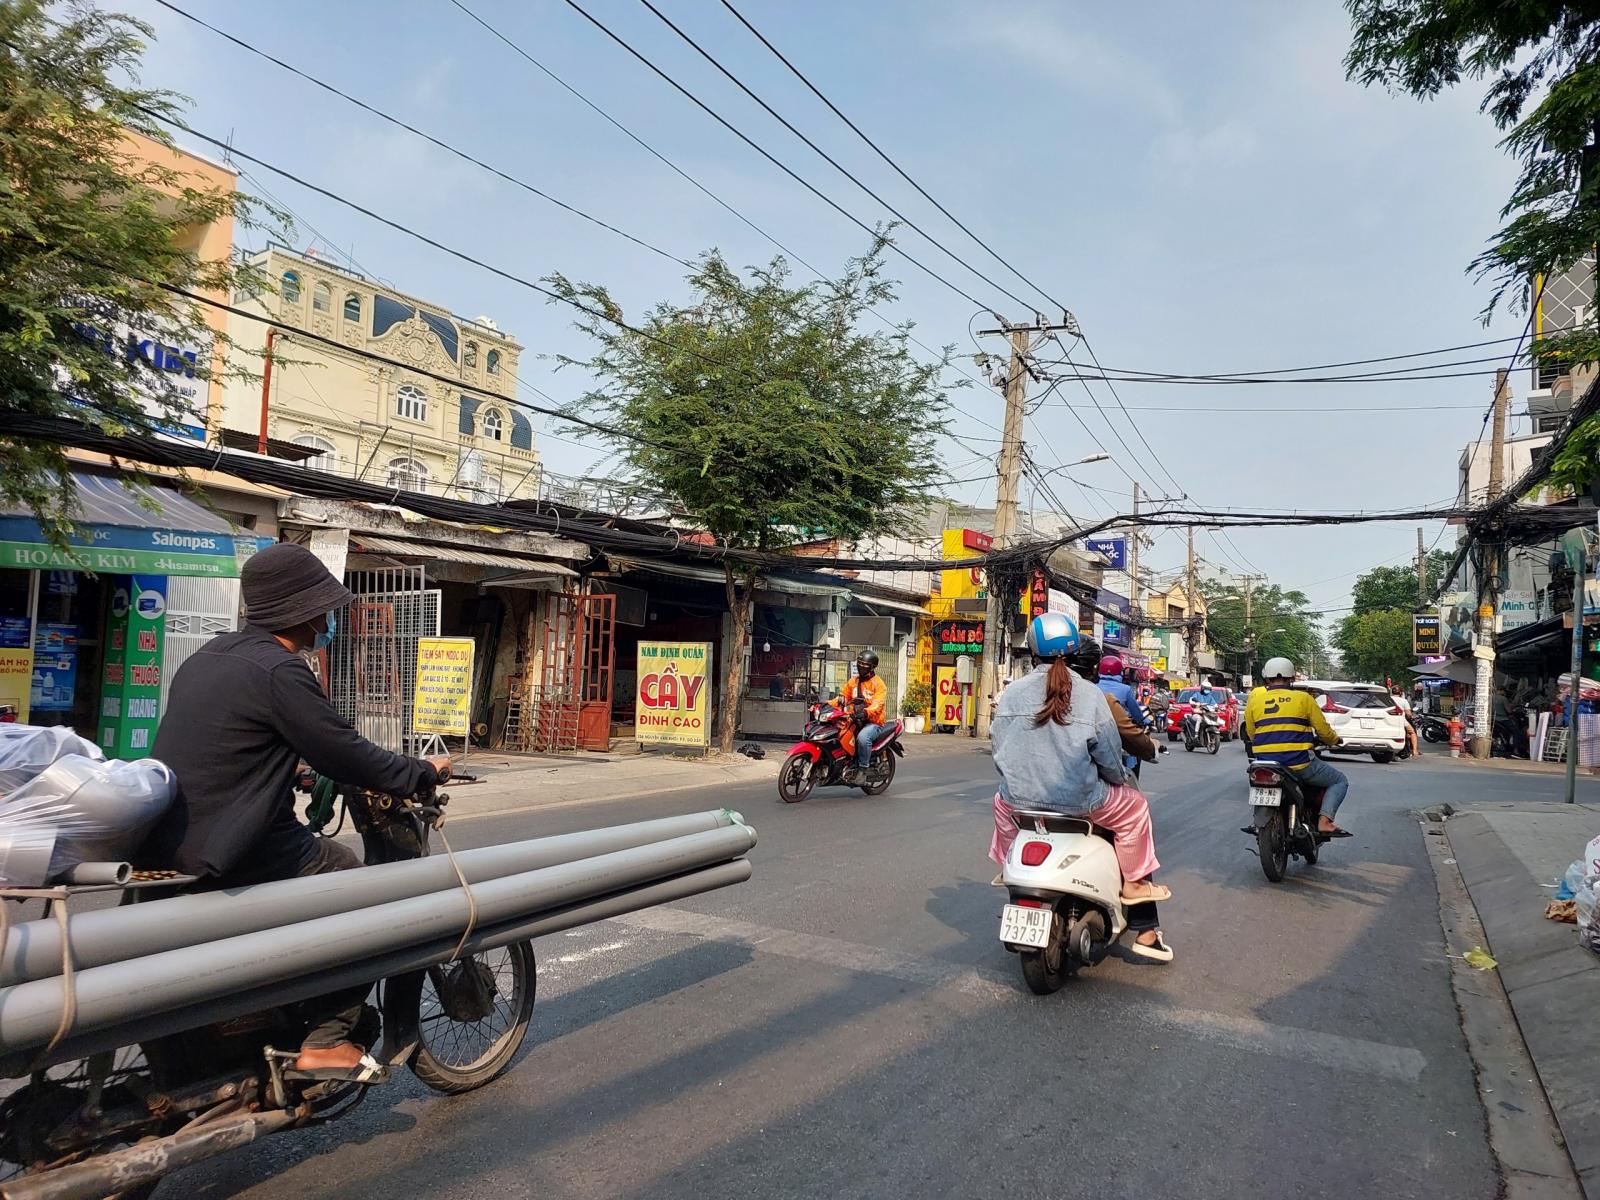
xmin=263 ymin=1046 xmax=296 ymax=1108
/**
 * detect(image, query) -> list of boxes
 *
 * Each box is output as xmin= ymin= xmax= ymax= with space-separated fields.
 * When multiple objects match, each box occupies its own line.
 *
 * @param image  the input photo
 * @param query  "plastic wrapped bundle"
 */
xmin=0 ymin=755 xmax=174 ymax=886
xmin=0 ymin=724 xmax=104 ymax=794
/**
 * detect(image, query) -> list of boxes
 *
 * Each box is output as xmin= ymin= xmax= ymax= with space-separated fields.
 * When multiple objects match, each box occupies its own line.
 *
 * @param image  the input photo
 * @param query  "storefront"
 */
xmin=0 ymin=471 xmax=274 ymax=756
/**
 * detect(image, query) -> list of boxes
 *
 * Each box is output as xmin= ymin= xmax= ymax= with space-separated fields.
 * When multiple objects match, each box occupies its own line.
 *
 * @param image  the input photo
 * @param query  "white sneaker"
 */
xmin=1128 ymin=931 xmax=1174 ymax=964
xmin=990 ymin=873 xmax=1004 ymax=887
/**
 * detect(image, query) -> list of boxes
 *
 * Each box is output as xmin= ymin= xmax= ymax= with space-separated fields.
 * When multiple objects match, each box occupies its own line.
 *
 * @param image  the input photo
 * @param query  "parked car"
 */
xmin=1292 ymin=679 xmax=1407 ymax=763
xmin=1164 ymin=686 xmax=1243 ymax=742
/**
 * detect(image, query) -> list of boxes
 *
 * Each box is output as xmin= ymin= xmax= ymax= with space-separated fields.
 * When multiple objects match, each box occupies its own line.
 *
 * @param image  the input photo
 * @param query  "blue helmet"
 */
xmin=1027 ymin=612 xmax=1080 ymax=659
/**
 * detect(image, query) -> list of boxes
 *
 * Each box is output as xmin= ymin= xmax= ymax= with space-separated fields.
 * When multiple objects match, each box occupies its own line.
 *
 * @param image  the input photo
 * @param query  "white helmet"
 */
xmin=1262 ymin=657 xmax=1295 ymax=681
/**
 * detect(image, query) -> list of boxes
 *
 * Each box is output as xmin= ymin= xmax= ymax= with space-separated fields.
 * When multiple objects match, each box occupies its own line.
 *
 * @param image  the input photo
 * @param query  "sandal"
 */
xmin=284 ymin=1052 xmax=390 ymax=1085
xmin=1128 ymin=932 xmax=1174 ymax=963
xmin=1120 ymin=882 xmax=1172 ymax=905
xmin=1317 ymin=825 xmax=1354 ymax=839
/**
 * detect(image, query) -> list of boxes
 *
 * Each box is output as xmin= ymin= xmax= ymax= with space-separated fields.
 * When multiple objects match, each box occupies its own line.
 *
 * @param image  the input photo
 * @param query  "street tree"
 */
xmin=1333 ymin=609 xmax=1416 ymax=685
xmin=1199 ymin=579 xmax=1325 ymax=678
xmin=1345 ymin=3 xmax=1600 ymax=492
xmin=549 ymin=242 xmax=951 ymax=752
xmin=1349 ymin=550 xmax=1455 ymax=615
xmin=0 ymin=1 xmax=274 ymax=538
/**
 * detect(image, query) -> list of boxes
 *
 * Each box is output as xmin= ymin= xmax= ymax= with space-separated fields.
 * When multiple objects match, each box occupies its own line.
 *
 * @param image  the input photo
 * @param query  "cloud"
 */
xmin=1151 ymin=119 xmax=1259 ymax=184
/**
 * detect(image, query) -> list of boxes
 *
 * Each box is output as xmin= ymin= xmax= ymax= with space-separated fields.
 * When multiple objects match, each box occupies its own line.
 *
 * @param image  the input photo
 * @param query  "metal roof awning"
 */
xmin=1409 ymin=659 xmax=1478 ymax=684
xmin=0 ymin=471 xmax=273 ymax=578
xmin=608 ymin=555 xmax=729 ymax=586
xmin=763 ymin=574 xmax=850 ymax=599
xmin=850 ymin=593 xmax=930 ymax=617
xmin=350 ymin=534 xmax=578 ymax=575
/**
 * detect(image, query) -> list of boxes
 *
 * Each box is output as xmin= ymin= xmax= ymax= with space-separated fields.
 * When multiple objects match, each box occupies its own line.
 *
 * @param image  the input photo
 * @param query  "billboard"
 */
xmin=412 ymin=637 xmax=475 ymax=736
xmin=636 ymin=641 xmax=712 ymax=747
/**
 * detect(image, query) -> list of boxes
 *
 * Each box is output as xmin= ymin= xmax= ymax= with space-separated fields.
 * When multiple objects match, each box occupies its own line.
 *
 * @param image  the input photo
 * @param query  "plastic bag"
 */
xmin=1561 ymin=858 xmax=1588 ymax=900
xmin=0 ymin=724 xmax=104 ymax=794
xmin=0 ymin=754 xmax=174 ymax=885
xmin=1577 ymin=873 xmax=1600 ymax=955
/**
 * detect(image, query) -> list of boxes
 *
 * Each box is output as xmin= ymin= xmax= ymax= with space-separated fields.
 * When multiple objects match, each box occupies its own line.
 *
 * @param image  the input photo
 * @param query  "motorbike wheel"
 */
xmin=402 ymin=940 xmax=536 ymax=1095
xmin=777 ymin=752 xmax=817 ymax=803
xmin=1019 ymin=923 xmax=1071 ymax=995
xmin=1256 ymin=811 xmax=1289 ymax=882
xmin=1207 ymin=731 xmax=1220 ymax=755
xmin=1167 ymin=731 xmax=1178 ymax=742
xmin=860 ymin=751 xmax=896 ymax=796
xmin=1184 ymin=736 xmax=1195 ymax=752
xmin=1422 ymin=724 xmax=1445 ymax=744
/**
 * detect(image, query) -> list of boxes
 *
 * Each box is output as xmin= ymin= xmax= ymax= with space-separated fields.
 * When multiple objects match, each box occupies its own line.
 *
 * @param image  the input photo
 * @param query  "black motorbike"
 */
xmin=1182 ymin=705 xmax=1221 ymax=754
xmin=1418 ymin=714 xmax=1450 ymax=744
xmin=1242 ymin=759 xmax=1332 ymax=882
xmin=0 ymin=772 xmax=536 ymax=1200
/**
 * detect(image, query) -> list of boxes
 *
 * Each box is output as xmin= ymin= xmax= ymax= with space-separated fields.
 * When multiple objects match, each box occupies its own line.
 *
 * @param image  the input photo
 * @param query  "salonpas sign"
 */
xmin=0 ymin=519 xmax=271 ymax=578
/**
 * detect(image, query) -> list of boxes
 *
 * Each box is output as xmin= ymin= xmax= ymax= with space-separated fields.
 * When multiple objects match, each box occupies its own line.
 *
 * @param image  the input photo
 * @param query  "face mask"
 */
xmin=313 ymin=611 xmax=337 ymax=651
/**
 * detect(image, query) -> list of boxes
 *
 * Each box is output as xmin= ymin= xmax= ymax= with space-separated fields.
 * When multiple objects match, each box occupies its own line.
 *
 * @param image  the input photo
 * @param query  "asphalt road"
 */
xmin=164 ymin=738 xmax=1525 ymax=1200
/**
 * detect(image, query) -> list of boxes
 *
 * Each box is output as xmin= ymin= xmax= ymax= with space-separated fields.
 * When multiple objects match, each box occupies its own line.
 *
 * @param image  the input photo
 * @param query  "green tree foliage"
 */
xmin=1345 ymin=3 xmax=1600 ymax=489
xmin=1199 ymin=579 xmax=1325 ymax=678
xmin=549 ymin=242 xmax=951 ymax=750
xmin=0 ymin=1 xmax=274 ymax=538
xmin=1333 ymin=609 xmax=1417 ymax=685
xmin=1348 ymin=549 xmax=1455 ymax=615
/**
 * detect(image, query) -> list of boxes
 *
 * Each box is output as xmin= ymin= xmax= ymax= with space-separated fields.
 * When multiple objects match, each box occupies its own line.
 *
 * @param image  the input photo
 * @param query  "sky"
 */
xmin=120 ymin=0 xmax=1527 ymax=627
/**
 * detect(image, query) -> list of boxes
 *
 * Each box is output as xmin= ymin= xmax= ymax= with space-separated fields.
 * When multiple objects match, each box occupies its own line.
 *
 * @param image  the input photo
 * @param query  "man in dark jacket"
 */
xmin=144 ymin=541 xmax=442 ymax=1081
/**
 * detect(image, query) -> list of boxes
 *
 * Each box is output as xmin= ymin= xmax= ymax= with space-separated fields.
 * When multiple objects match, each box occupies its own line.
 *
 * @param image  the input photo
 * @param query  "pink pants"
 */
xmin=990 ymin=786 xmax=1161 ymax=881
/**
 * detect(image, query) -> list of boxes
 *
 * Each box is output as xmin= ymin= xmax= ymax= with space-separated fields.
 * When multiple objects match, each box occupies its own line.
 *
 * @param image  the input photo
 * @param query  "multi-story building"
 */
xmin=220 ymin=245 xmax=538 ymax=502
xmin=1530 ymin=256 xmax=1596 ymax=433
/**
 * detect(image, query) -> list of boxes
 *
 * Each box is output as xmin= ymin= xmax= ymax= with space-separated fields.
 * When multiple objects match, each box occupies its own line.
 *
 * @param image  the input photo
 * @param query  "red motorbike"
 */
xmin=777 ymin=700 xmax=905 ymax=803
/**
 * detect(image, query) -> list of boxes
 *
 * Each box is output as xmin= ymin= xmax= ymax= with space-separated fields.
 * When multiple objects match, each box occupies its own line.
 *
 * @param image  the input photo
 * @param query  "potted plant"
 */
xmin=901 ymin=680 xmax=933 ymax=734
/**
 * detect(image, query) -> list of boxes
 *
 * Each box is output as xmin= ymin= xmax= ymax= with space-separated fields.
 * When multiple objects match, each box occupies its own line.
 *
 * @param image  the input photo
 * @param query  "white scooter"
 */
xmin=998 ymin=809 xmax=1132 ymax=994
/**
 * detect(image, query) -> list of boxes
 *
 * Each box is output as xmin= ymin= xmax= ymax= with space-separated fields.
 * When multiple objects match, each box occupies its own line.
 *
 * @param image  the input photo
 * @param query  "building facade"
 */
xmin=220 ymin=245 xmax=538 ymax=503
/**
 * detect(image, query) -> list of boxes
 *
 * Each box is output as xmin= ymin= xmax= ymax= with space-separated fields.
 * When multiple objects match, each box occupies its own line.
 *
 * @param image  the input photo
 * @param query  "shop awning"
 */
xmin=349 ymin=533 xmax=578 ymax=576
xmin=608 ymin=555 xmax=850 ymax=599
xmin=0 ymin=472 xmax=273 ymax=578
xmin=850 ymin=594 xmax=931 ymax=618
xmin=1409 ymin=659 xmax=1477 ymax=684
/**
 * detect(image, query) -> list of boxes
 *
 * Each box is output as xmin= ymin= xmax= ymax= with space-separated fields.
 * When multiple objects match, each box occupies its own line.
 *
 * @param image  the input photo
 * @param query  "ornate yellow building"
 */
xmin=220 ymin=245 xmax=538 ymax=501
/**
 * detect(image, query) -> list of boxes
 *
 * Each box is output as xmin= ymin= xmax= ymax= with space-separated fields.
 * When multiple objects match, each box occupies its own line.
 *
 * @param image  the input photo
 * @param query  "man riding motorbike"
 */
xmin=1241 ymin=657 xmax=1352 ymax=837
xmin=1095 ymin=653 xmax=1149 ymax=770
xmin=840 ymin=649 xmax=888 ymax=782
xmin=141 ymin=542 xmax=446 ymax=1083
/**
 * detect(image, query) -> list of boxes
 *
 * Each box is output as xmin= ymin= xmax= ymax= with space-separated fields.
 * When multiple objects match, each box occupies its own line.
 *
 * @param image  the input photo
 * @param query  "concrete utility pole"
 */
xmin=1239 ymin=573 xmax=1267 ymax=679
xmin=1416 ymin=526 xmax=1427 ymax=609
xmin=1186 ymin=525 xmax=1199 ymax=682
xmin=1471 ymin=368 xmax=1511 ymax=759
xmin=975 ymin=316 xmax=1077 ymax=737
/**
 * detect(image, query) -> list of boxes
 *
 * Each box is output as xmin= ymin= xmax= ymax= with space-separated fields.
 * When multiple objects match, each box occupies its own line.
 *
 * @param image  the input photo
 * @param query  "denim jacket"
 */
xmin=992 ymin=667 xmax=1127 ymax=815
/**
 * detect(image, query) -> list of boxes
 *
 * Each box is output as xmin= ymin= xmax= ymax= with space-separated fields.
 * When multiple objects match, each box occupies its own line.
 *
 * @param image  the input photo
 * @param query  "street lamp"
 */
xmin=1036 ymin=451 xmax=1110 ymax=479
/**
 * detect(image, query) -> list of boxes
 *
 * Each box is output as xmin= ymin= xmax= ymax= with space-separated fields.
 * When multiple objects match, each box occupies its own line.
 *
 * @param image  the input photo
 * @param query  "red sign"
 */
xmin=934 ymin=621 xmax=984 ymax=654
xmin=1029 ymin=570 xmax=1049 ymax=617
xmin=961 ymin=529 xmax=993 ymax=552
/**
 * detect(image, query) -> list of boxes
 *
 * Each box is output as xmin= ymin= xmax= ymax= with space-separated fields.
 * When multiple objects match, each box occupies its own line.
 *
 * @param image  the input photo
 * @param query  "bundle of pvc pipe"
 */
xmin=0 ymin=809 xmax=742 ymax=986
xmin=0 ymin=821 xmax=756 ymax=1056
xmin=6 ymin=858 xmax=750 ymax=1075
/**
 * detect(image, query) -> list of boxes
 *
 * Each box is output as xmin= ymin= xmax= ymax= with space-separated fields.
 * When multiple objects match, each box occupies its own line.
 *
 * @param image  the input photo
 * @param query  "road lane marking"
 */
xmin=555 ymin=939 xmax=633 ymax=965
xmin=611 ymin=908 xmax=1426 ymax=1083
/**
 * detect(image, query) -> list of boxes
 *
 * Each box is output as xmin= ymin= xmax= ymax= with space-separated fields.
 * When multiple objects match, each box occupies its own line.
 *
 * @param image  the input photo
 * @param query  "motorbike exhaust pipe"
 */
xmin=0 ymin=1110 xmax=299 ymax=1200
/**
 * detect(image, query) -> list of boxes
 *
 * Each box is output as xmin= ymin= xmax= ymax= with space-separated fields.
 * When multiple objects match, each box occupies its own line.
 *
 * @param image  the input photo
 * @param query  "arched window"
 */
xmin=477 ymin=475 xmax=504 ymax=503
xmin=281 ymin=271 xmax=301 ymax=304
xmin=463 ymin=341 xmax=478 ymax=369
xmin=481 ymin=408 xmax=503 ymax=441
xmin=386 ymin=457 xmax=429 ymax=492
xmin=343 ymin=292 xmax=361 ymax=322
xmin=311 ymin=282 xmax=331 ymax=313
xmin=394 ymin=383 xmax=428 ymax=422
xmin=486 ymin=349 xmax=500 ymax=375
xmin=291 ymin=434 xmax=339 ymax=474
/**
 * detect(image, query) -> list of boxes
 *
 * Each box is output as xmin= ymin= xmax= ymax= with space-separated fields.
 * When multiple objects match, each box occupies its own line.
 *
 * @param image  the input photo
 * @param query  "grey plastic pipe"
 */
xmin=0 ymin=809 xmax=741 ymax=986
xmin=6 ymin=858 xmax=751 ymax=1075
xmin=59 ymin=862 xmax=130 ymax=886
xmin=0 ymin=824 xmax=755 ymax=1052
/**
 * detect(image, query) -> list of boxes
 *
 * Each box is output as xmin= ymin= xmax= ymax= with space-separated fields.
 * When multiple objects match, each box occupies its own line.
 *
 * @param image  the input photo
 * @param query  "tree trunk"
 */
xmin=718 ymin=565 xmax=753 ymax=754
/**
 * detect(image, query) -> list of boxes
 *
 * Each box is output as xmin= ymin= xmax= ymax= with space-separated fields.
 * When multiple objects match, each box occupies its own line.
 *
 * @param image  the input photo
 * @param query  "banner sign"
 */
xmin=636 ymin=641 xmax=712 ymax=747
xmin=1047 ymin=588 xmax=1070 ymax=615
xmin=1085 ymin=537 xmax=1127 ymax=571
xmin=1498 ymin=590 xmax=1537 ymax=631
xmin=1029 ymin=570 xmax=1049 ymax=617
xmin=934 ymin=665 xmax=973 ymax=727
xmin=1098 ymin=589 xmax=1130 ymax=647
xmin=933 ymin=620 xmax=985 ymax=654
xmin=100 ymin=576 xmax=165 ymax=758
xmin=1413 ymin=613 xmax=1442 ymax=657
xmin=0 ymin=518 xmax=271 ymax=578
xmin=0 ymin=646 xmax=32 ymax=723
xmin=30 ymin=622 xmax=79 ymax=713
xmin=412 ymin=636 xmax=475 ymax=736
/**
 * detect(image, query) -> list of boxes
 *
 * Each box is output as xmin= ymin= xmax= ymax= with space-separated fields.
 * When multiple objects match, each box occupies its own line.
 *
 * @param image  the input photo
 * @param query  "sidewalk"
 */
xmin=1447 ymin=801 xmax=1600 ymax=1197
xmin=442 ymin=732 xmax=984 ymax=821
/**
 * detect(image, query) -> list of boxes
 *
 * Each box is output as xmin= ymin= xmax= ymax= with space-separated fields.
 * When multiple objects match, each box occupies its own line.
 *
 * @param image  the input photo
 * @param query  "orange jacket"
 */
xmin=841 ymin=674 xmax=887 ymax=724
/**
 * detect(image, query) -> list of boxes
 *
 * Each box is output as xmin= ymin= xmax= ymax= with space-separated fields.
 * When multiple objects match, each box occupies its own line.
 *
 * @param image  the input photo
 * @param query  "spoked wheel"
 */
xmin=402 ymin=941 xmax=536 ymax=1094
xmin=1207 ymin=730 xmax=1220 ymax=755
xmin=860 ymin=752 xmax=896 ymax=796
xmin=777 ymin=752 xmax=817 ymax=803
xmin=1019 ymin=915 xmax=1072 ymax=995
xmin=1256 ymin=811 xmax=1289 ymax=882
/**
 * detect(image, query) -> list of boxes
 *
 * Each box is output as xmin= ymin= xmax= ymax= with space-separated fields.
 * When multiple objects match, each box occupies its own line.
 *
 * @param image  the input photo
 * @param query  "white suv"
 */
xmin=1293 ymin=679 xmax=1407 ymax=764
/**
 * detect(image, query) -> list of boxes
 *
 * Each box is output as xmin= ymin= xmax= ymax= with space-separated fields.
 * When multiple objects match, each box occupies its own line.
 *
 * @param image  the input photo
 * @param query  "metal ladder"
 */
xmin=501 ymin=697 xmax=525 ymax=750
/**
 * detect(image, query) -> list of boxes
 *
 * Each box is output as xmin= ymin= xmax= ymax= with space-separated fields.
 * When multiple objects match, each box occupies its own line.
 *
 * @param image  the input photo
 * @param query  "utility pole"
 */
xmin=1239 ymin=573 xmax=1267 ymax=680
xmin=974 ymin=315 xmax=1077 ymax=736
xmin=1416 ymin=526 xmax=1427 ymax=609
xmin=1471 ymin=368 xmax=1511 ymax=759
xmin=1129 ymin=482 xmax=1141 ymax=646
xmin=1185 ymin=525 xmax=1199 ymax=682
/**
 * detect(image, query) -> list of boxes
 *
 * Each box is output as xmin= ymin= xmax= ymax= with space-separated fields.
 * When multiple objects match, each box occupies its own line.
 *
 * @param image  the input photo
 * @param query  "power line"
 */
xmin=1030 ymin=363 xmax=1529 ymax=385
xmin=1073 ymin=336 xmax=1531 ymax=382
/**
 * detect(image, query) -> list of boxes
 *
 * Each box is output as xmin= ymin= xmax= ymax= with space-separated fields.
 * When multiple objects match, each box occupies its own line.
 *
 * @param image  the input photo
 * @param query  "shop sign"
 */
xmin=0 ymin=520 xmax=271 ymax=579
xmin=72 ymin=314 xmax=209 ymax=441
xmin=1085 ymin=537 xmax=1127 ymax=571
xmin=938 ymin=529 xmax=988 ymax=602
xmin=1412 ymin=613 xmax=1442 ymax=657
xmin=30 ymin=623 xmax=79 ymax=713
xmin=1498 ymin=591 xmax=1537 ymax=631
xmin=636 ymin=641 xmax=712 ymax=748
xmin=99 ymin=575 xmax=164 ymax=758
xmin=1029 ymin=570 xmax=1049 ymax=617
xmin=1098 ymin=589 xmax=1130 ymax=647
xmin=934 ymin=665 xmax=973 ymax=727
xmin=1151 ymin=656 xmax=1168 ymax=672
xmin=1047 ymin=588 xmax=1070 ymax=615
xmin=933 ymin=620 xmax=984 ymax=655
xmin=0 ymin=647 xmax=33 ymax=723
xmin=412 ymin=637 xmax=475 ymax=736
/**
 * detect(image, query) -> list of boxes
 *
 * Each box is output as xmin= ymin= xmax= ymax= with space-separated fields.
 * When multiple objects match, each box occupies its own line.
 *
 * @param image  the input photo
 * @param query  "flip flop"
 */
xmin=1318 ymin=826 xmax=1354 ymax=839
xmin=1128 ymin=932 xmax=1174 ymax=963
xmin=1120 ymin=882 xmax=1172 ymax=905
xmin=284 ymin=1052 xmax=390 ymax=1085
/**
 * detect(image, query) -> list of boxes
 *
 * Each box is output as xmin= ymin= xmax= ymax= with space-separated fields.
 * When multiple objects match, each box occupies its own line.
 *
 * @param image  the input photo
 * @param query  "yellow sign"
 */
xmin=1151 ymin=656 xmax=1167 ymax=672
xmin=0 ymin=649 xmax=32 ymax=724
xmin=412 ymin=637 xmax=475 ymax=736
xmin=636 ymin=641 xmax=713 ymax=747
xmin=934 ymin=664 xmax=973 ymax=728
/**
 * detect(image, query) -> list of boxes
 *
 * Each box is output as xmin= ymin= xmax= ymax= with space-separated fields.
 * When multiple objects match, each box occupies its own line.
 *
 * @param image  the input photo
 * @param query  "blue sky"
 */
xmin=124 ymin=0 xmax=1525 ymax=624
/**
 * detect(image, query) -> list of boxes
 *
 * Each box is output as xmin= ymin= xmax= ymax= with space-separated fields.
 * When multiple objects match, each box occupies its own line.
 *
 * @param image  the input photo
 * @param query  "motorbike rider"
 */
xmin=1095 ymin=652 xmax=1149 ymax=770
xmin=840 ymin=649 xmax=888 ymax=781
xmin=988 ymin=613 xmax=1173 ymax=962
xmin=1241 ymin=657 xmax=1352 ymax=837
xmin=142 ymin=542 xmax=447 ymax=1083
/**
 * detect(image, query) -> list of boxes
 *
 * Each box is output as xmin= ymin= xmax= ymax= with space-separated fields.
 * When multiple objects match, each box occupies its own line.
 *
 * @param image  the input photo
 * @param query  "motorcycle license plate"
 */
xmin=1250 ymin=787 xmax=1281 ymax=807
xmin=999 ymin=904 xmax=1052 ymax=948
